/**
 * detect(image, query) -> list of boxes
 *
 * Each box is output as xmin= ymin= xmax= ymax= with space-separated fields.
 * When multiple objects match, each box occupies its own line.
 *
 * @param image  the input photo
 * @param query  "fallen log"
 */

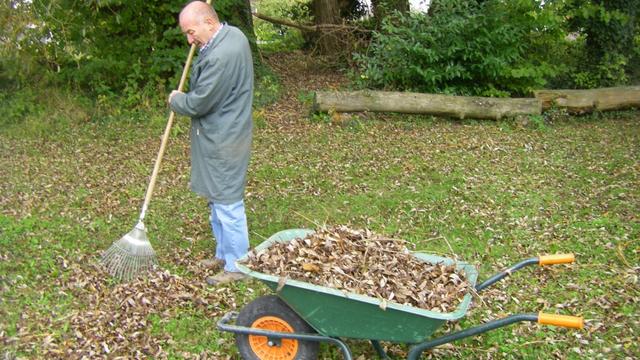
xmin=313 ymin=90 xmax=541 ymax=120
xmin=533 ymin=86 xmax=640 ymax=113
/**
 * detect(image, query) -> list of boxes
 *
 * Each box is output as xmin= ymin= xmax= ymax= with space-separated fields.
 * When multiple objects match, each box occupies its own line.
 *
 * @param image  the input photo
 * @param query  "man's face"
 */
xmin=180 ymin=16 xmax=213 ymax=48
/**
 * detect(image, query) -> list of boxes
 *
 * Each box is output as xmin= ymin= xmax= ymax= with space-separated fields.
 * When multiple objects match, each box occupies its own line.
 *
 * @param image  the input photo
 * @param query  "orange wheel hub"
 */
xmin=249 ymin=316 xmax=298 ymax=360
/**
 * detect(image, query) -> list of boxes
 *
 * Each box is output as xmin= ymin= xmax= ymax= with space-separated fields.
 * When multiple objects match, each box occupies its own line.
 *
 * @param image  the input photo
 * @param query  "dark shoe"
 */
xmin=199 ymin=258 xmax=225 ymax=269
xmin=206 ymin=271 xmax=247 ymax=286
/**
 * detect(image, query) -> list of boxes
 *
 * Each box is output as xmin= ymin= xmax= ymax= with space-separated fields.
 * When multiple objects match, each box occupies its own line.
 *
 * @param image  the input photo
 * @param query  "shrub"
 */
xmin=561 ymin=0 xmax=639 ymax=88
xmin=253 ymin=0 xmax=309 ymax=52
xmin=5 ymin=0 xmax=258 ymax=100
xmin=353 ymin=0 xmax=567 ymax=96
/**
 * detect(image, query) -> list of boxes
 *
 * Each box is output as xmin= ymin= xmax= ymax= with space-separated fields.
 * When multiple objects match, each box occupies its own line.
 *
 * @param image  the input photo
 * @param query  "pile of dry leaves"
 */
xmin=32 ymin=251 xmax=237 ymax=359
xmin=242 ymin=226 xmax=470 ymax=312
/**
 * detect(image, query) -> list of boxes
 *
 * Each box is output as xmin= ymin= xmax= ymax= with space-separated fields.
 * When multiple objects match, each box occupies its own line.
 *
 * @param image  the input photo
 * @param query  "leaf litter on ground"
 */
xmin=1 ymin=51 xmax=639 ymax=358
xmin=28 ymin=251 xmax=237 ymax=359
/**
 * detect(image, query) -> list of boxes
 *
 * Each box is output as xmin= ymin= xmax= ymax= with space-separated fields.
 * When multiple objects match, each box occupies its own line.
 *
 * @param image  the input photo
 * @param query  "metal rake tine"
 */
xmin=100 ymin=221 xmax=157 ymax=282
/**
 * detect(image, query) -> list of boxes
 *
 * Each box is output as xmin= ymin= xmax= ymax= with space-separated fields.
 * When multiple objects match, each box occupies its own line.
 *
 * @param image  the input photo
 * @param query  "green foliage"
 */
xmin=354 ymin=0 xmax=566 ymax=96
xmin=311 ymin=111 xmax=332 ymax=123
xmin=253 ymin=64 xmax=282 ymax=108
xmin=527 ymin=114 xmax=548 ymax=131
xmin=214 ymin=0 xmax=260 ymax=55
xmin=253 ymin=0 xmax=309 ymax=52
xmin=370 ymin=0 xmax=410 ymax=28
xmin=0 ymin=88 xmax=44 ymax=126
xmin=0 ymin=86 xmax=99 ymax=139
xmin=22 ymin=0 xmax=187 ymax=95
xmin=632 ymin=32 xmax=640 ymax=82
xmin=560 ymin=0 xmax=639 ymax=88
xmin=340 ymin=0 xmax=370 ymax=20
xmin=297 ymin=90 xmax=315 ymax=105
xmin=4 ymin=0 xmax=257 ymax=100
xmin=0 ymin=1 xmax=46 ymax=90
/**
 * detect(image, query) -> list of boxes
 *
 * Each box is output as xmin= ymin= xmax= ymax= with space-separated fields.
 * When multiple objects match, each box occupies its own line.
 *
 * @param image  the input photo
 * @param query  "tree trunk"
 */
xmin=314 ymin=90 xmax=541 ymax=120
xmin=311 ymin=0 xmax=341 ymax=53
xmin=533 ymin=86 xmax=640 ymax=113
xmin=220 ymin=0 xmax=259 ymax=61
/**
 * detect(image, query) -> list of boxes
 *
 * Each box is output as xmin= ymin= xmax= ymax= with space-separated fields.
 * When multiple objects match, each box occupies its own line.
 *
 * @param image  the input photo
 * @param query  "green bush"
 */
xmin=0 ymin=89 xmax=44 ymax=126
xmin=253 ymin=64 xmax=283 ymax=108
xmin=4 ymin=0 xmax=258 ymax=100
xmin=631 ymin=32 xmax=640 ymax=83
xmin=253 ymin=0 xmax=309 ymax=52
xmin=561 ymin=0 xmax=639 ymax=88
xmin=353 ymin=0 xmax=567 ymax=96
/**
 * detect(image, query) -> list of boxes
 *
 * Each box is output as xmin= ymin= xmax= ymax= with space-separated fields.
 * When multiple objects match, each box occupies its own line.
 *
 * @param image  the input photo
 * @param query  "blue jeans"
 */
xmin=209 ymin=200 xmax=249 ymax=272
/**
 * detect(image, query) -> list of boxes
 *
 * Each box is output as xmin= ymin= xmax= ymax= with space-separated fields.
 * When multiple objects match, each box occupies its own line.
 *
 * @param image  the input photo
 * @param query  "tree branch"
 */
xmin=252 ymin=12 xmax=317 ymax=32
xmin=252 ymin=12 xmax=372 ymax=33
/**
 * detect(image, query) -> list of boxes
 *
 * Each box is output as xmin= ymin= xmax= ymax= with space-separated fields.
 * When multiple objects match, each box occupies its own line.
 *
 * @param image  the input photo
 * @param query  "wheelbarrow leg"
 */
xmin=406 ymin=314 xmax=538 ymax=360
xmin=370 ymin=340 xmax=392 ymax=359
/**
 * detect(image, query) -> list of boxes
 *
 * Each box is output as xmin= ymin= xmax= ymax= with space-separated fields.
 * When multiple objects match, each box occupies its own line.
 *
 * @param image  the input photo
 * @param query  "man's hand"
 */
xmin=168 ymin=90 xmax=183 ymax=104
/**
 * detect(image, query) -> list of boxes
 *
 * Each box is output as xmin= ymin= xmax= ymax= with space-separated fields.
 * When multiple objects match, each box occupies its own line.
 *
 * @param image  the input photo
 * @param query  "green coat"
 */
xmin=170 ymin=25 xmax=253 ymax=205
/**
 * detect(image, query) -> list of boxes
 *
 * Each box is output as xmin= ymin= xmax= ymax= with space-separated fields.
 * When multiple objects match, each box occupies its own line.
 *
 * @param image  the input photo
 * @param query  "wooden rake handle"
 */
xmin=138 ymin=0 xmax=213 ymax=222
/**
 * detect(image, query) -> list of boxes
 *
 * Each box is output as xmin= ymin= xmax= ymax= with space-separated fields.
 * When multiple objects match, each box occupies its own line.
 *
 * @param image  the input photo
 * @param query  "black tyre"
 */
xmin=235 ymin=295 xmax=319 ymax=360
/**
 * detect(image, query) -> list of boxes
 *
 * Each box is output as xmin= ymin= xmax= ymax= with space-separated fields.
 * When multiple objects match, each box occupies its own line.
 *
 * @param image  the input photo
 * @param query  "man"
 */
xmin=168 ymin=0 xmax=253 ymax=285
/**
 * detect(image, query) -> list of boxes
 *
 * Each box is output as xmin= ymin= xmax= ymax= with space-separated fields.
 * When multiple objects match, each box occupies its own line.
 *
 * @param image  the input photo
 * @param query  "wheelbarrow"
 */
xmin=217 ymin=229 xmax=584 ymax=360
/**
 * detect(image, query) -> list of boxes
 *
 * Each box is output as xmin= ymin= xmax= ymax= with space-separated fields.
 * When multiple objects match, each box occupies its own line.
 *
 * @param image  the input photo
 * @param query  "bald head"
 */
xmin=179 ymin=1 xmax=218 ymax=25
xmin=178 ymin=1 xmax=221 ymax=48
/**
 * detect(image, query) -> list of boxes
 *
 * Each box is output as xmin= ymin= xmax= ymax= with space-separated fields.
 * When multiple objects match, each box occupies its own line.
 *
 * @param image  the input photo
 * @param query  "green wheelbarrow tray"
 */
xmin=221 ymin=229 xmax=584 ymax=360
xmin=235 ymin=229 xmax=478 ymax=344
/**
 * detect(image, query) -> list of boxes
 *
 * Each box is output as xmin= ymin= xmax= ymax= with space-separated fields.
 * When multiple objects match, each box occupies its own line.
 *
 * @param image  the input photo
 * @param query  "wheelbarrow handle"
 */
xmin=475 ymin=253 xmax=575 ymax=292
xmin=539 ymin=253 xmax=575 ymax=265
xmin=538 ymin=312 xmax=584 ymax=329
xmin=407 ymin=312 xmax=583 ymax=360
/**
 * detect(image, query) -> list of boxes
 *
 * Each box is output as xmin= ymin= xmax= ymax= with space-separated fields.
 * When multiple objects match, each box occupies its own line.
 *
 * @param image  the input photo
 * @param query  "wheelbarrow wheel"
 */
xmin=236 ymin=295 xmax=319 ymax=360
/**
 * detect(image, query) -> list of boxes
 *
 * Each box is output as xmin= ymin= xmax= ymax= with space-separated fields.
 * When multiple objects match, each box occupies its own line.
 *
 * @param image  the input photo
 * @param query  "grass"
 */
xmin=1 ymin=80 xmax=639 ymax=359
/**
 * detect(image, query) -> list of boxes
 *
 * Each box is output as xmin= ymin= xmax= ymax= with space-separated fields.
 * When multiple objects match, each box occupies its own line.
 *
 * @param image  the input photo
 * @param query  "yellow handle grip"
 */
xmin=539 ymin=253 xmax=575 ymax=265
xmin=538 ymin=312 xmax=584 ymax=329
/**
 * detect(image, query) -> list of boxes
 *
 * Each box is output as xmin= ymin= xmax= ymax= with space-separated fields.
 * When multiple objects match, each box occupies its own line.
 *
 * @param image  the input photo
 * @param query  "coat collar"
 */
xmin=199 ymin=22 xmax=228 ymax=56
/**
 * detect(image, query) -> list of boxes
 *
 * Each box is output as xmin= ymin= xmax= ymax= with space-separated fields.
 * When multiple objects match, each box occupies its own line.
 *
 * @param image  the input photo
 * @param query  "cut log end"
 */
xmin=533 ymin=86 xmax=640 ymax=113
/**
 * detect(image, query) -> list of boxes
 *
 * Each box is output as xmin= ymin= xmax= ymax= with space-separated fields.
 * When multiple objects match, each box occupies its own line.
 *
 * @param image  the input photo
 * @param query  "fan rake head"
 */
xmin=101 ymin=222 xmax=158 ymax=282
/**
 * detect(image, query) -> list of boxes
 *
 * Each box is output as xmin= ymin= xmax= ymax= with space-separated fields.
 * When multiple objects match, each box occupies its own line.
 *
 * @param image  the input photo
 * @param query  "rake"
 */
xmin=101 ymin=36 xmax=201 ymax=282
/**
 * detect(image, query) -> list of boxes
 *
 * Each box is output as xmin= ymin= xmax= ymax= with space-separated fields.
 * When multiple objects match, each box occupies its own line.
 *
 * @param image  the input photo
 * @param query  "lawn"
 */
xmin=1 ymin=54 xmax=638 ymax=359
